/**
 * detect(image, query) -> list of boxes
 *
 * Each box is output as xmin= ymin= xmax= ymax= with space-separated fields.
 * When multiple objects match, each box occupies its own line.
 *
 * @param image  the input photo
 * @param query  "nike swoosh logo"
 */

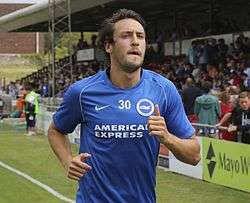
xmin=95 ymin=105 xmax=110 ymax=111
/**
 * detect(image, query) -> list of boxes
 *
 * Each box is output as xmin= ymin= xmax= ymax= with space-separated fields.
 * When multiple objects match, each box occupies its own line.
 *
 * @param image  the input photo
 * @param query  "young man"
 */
xmin=48 ymin=9 xmax=200 ymax=203
xmin=228 ymin=91 xmax=250 ymax=144
xmin=24 ymin=83 xmax=39 ymax=136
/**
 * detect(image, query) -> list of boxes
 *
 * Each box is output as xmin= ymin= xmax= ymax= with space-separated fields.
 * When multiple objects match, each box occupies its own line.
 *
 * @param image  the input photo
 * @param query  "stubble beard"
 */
xmin=111 ymin=47 xmax=145 ymax=73
xmin=117 ymin=54 xmax=144 ymax=73
xmin=121 ymin=61 xmax=143 ymax=73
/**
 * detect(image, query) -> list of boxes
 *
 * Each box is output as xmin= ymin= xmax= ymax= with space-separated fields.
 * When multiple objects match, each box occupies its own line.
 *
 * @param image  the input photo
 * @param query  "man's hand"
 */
xmin=147 ymin=104 xmax=170 ymax=144
xmin=148 ymin=104 xmax=200 ymax=165
xmin=67 ymin=153 xmax=92 ymax=181
xmin=228 ymin=124 xmax=237 ymax=132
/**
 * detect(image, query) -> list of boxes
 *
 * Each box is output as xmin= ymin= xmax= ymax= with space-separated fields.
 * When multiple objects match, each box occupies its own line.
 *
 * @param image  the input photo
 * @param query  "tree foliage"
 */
xmin=44 ymin=32 xmax=97 ymax=60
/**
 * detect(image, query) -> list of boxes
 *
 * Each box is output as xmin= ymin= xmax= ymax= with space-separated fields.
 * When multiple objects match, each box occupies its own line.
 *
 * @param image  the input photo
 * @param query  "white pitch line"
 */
xmin=0 ymin=161 xmax=75 ymax=203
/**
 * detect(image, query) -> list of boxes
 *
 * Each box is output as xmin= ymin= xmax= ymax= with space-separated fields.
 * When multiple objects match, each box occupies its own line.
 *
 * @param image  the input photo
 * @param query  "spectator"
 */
xmin=197 ymin=40 xmax=209 ymax=71
xmin=77 ymin=38 xmax=88 ymax=50
xmin=241 ymin=72 xmax=249 ymax=91
xmin=194 ymin=81 xmax=221 ymax=126
xmin=11 ymin=87 xmax=27 ymax=118
xmin=91 ymin=34 xmax=97 ymax=47
xmin=188 ymin=40 xmax=198 ymax=66
xmin=243 ymin=60 xmax=250 ymax=88
xmin=207 ymin=38 xmax=218 ymax=63
xmin=217 ymin=91 xmax=235 ymax=141
xmin=192 ymin=65 xmax=200 ymax=83
xmin=8 ymin=82 xmax=18 ymax=98
xmin=24 ymin=83 xmax=39 ymax=136
xmin=41 ymin=82 xmax=49 ymax=97
xmin=228 ymin=91 xmax=250 ymax=144
xmin=205 ymin=64 xmax=219 ymax=82
xmin=229 ymin=85 xmax=240 ymax=108
xmin=217 ymin=38 xmax=228 ymax=59
xmin=182 ymin=77 xmax=202 ymax=122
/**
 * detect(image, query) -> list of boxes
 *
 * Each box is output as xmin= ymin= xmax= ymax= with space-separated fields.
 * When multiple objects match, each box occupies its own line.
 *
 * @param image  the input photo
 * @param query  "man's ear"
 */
xmin=105 ymin=42 xmax=112 ymax=54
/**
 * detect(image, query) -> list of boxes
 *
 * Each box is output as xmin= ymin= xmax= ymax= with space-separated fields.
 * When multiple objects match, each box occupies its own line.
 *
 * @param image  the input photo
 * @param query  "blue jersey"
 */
xmin=53 ymin=69 xmax=195 ymax=203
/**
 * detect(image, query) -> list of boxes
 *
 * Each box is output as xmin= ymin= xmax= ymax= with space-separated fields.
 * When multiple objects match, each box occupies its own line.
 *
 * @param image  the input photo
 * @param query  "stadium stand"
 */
xmin=2 ymin=32 xmax=249 ymax=143
xmin=0 ymin=0 xmax=250 ymax=146
xmin=0 ymin=1 xmax=250 ymax=197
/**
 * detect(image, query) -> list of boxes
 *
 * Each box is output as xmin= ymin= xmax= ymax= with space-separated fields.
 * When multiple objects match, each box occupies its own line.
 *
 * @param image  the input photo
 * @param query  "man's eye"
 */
xmin=137 ymin=34 xmax=144 ymax=39
xmin=121 ymin=34 xmax=129 ymax=38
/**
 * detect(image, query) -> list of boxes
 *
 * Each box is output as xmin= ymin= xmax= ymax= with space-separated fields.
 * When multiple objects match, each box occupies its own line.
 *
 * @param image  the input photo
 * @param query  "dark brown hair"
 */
xmin=98 ymin=9 xmax=146 ymax=52
xmin=202 ymin=81 xmax=213 ymax=93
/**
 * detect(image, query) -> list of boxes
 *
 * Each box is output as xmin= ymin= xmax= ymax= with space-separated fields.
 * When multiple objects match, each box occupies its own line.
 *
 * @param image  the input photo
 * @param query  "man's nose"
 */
xmin=131 ymin=34 xmax=139 ymax=46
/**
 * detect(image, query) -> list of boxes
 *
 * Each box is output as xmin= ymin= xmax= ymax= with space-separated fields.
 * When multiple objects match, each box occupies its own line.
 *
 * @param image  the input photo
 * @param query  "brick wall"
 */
xmin=0 ymin=32 xmax=37 ymax=54
xmin=0 ymin=4 xmax=44 ymax=54
xmin=0 ymin=4 xmax=30 ymax=17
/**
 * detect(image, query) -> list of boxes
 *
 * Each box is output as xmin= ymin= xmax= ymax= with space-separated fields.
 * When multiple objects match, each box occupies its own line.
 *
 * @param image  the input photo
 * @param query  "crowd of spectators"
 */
xmin=1 ymin=32 xmax=250 ymax=144
xmin=145 ymin=33 xmax=250 ymax=144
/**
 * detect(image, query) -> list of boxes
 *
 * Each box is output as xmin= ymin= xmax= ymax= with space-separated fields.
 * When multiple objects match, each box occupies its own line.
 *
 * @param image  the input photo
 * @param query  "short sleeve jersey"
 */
xmin=53 ymin=69 xmax=195 ymax=203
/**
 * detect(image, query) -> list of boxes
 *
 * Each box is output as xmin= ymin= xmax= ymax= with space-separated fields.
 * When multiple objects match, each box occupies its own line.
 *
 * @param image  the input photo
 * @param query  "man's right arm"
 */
xmin=48 ymin=122 xmax=91 ymax=181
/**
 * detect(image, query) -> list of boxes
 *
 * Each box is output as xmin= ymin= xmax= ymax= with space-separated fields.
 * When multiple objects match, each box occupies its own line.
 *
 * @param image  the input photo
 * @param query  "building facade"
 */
xmin=0 ymin=3 xmax=44 ymax=54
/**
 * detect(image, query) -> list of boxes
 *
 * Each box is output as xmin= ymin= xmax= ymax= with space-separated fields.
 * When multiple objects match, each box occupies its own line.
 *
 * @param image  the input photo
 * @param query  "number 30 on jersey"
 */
xmin=118 ymin=100 xmax=131 ymax=109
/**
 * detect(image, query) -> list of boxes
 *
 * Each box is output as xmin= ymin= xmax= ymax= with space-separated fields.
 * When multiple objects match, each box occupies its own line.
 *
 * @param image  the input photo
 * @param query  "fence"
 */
xmin=0 ymin=94 xmax=15 ymax=114
xmin=36 ymin=103 xmax=80 ymax=144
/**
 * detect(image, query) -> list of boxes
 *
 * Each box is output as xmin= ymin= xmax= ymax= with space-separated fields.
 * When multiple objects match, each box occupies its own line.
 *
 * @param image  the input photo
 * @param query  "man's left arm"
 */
xmin=148 ymin=105 xmax=200 ymax=166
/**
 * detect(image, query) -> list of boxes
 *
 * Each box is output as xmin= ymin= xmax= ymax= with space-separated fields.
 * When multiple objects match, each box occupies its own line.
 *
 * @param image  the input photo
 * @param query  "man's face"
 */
xmin=239 ymin=97 xmax=250 ymax=111
xmin=208 ymin=67 xmax=218 ymax=78
xmin=106 ymin=18 xmax=146 ymax=73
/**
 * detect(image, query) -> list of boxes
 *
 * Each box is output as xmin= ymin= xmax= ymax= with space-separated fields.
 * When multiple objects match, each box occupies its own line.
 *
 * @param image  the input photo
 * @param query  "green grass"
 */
xmin=0 ymin=123 xmax=78 ymax=202
xmin=156 ymin=170 xmax=250 ymax=203
xmin=0 ymin=123 xmax=249 ymax=203
xmin=0 ymin=168 xmax=62 ymax=203
xmin=0 ymin=64 xmax=39 ymax=83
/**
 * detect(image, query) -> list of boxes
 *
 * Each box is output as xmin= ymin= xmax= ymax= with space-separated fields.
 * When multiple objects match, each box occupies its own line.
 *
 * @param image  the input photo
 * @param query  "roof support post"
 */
xmin=48 ymin=0 xmax=72 ymax=105
xmin=172 ymin=11 xmax=177 ymax=56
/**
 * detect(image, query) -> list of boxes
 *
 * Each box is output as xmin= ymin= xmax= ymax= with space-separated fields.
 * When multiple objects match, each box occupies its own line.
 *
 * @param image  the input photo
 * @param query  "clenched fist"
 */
xmin=67 ymin=153 xmax=92 ymax=181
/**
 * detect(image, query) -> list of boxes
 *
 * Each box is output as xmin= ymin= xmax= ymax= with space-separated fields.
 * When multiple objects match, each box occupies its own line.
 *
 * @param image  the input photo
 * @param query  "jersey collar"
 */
xmin=104 ymin=68 xmax=145 ymax=90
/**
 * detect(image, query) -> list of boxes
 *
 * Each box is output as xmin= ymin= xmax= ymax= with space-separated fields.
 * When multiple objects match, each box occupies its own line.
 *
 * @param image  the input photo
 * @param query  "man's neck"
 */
xmin=109 ymin=66 xmax=141 ymax=89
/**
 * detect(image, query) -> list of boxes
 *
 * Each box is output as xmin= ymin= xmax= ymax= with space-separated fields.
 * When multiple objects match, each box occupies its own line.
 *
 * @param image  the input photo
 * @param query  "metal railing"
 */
xmin=191 ymin=123 xmax=228 ymax=139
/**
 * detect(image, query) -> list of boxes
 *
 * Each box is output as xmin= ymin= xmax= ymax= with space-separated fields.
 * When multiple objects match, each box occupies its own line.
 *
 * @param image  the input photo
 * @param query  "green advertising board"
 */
xmin=203 ymin=137 xmax=250 ymax=192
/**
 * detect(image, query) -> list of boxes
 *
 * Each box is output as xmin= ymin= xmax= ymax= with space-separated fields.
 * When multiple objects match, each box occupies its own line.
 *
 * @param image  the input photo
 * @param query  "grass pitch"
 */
xmin=0 ymin=123 xmax=249 ymax=203
xmin=0 ymin=64 xmax=39 ymax=83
